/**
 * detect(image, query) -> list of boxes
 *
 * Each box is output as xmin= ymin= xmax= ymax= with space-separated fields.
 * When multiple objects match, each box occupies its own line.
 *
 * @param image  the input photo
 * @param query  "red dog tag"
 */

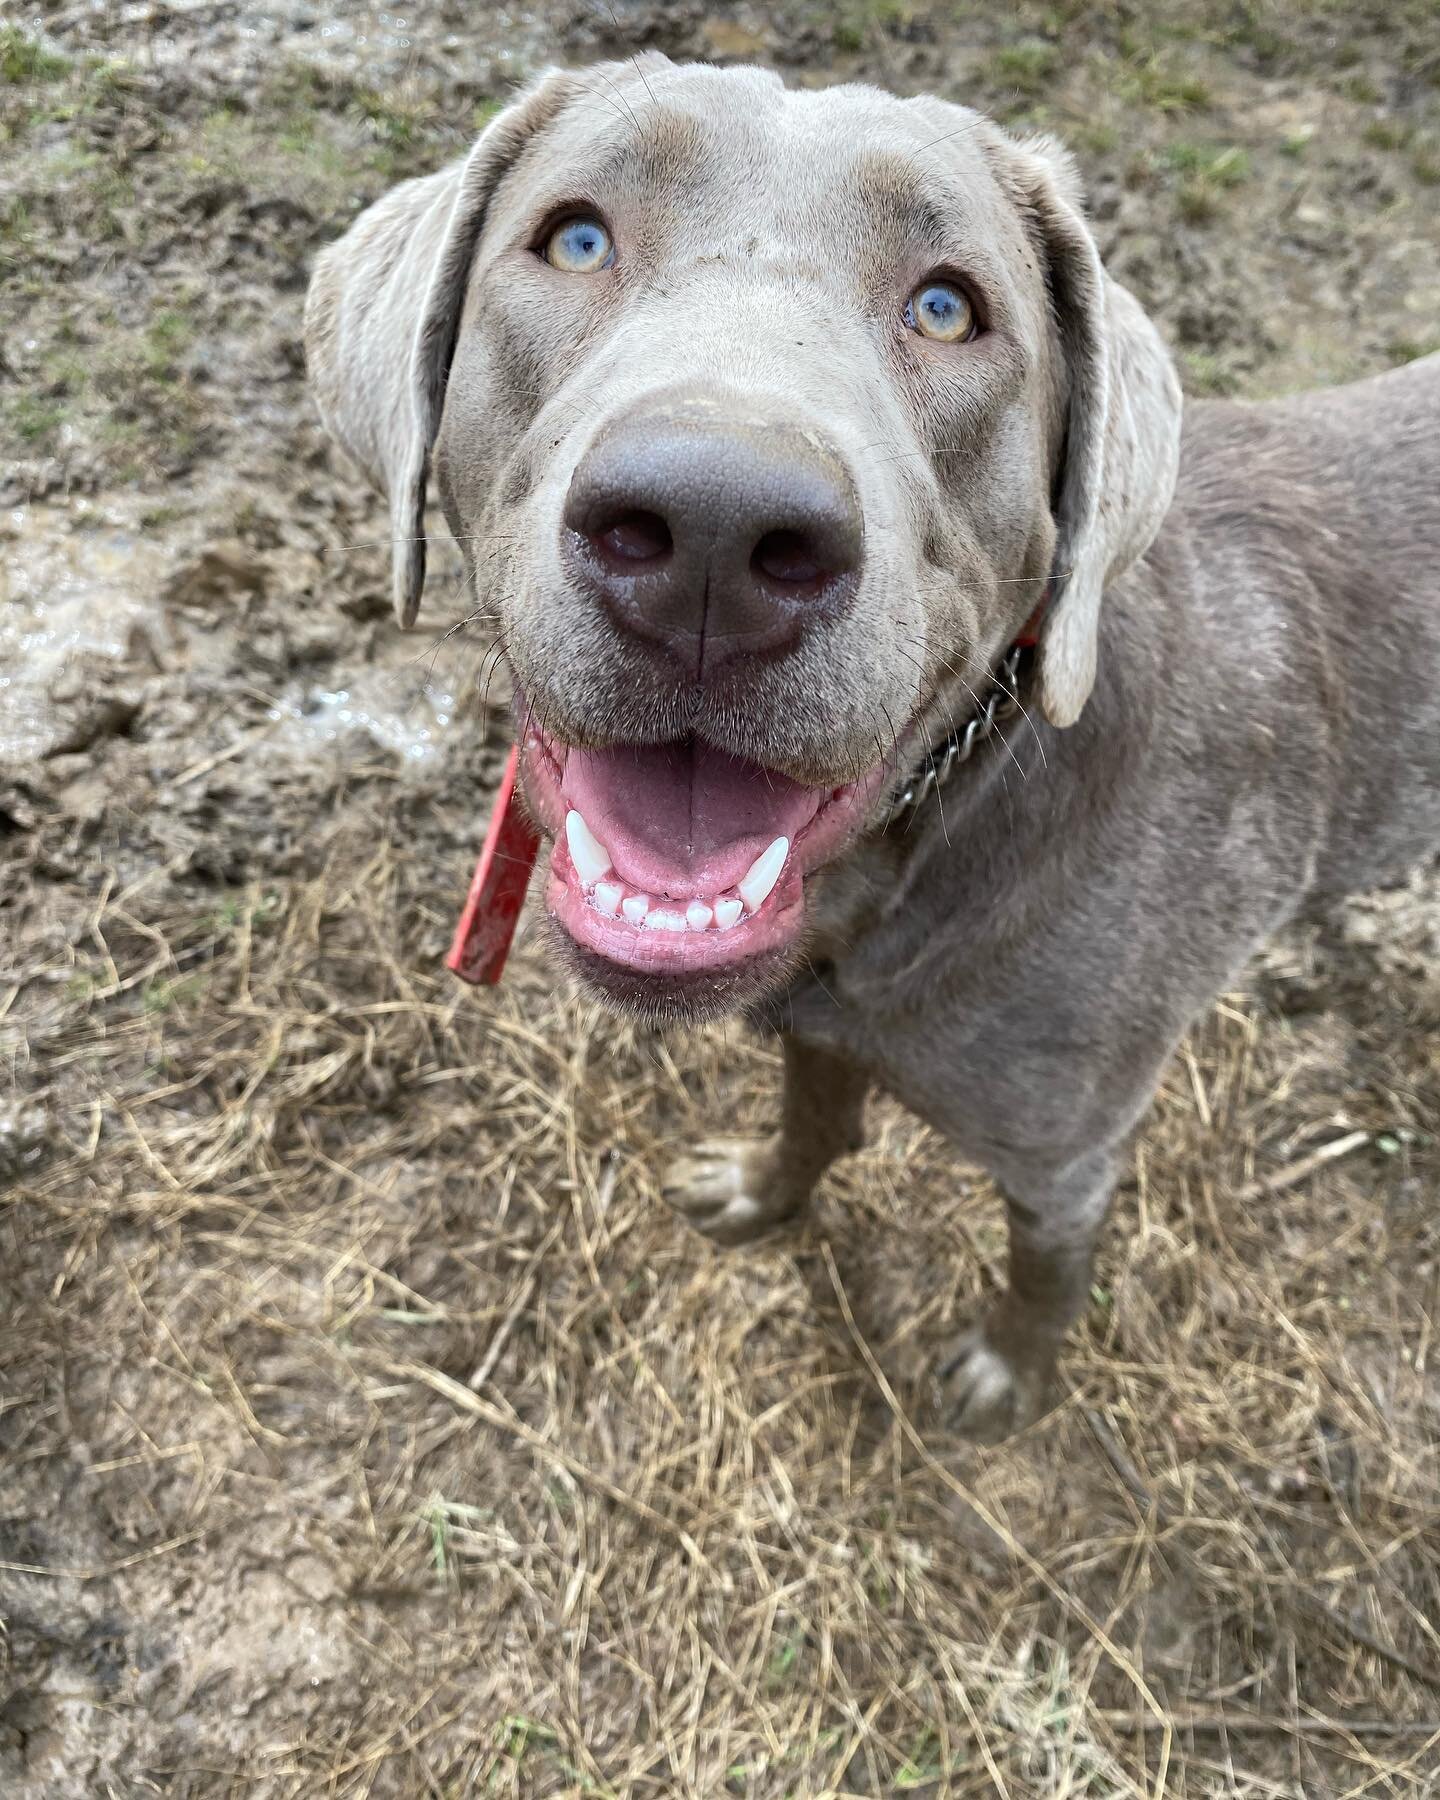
xmin=446 ymin=744 xmax=541 ymax=985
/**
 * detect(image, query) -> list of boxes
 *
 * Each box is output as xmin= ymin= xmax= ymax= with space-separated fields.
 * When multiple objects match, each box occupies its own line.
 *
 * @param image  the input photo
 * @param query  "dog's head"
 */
xmin=306 ymin=58 xmax=1180 ymax=1018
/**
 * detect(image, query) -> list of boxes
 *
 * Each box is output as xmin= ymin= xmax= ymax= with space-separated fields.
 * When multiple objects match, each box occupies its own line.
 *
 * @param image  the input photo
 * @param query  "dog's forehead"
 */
xmin=529 ymin=65 xmax=1011 ymax=249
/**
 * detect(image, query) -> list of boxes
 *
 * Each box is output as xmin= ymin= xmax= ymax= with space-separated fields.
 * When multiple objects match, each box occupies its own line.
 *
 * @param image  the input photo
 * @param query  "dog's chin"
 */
xmin=547 ymin=919 xmax=805 ymax=1024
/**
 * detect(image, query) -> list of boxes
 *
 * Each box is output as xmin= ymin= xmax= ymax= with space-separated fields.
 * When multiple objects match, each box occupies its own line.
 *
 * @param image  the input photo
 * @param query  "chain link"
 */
xmin=882 ymin=644 xmax=1026 ymax=832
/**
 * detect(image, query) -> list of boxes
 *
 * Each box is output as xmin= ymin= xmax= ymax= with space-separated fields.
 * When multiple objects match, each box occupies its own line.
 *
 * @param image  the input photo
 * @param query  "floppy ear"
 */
xmin=996 ymin=133 xmax=1183 ymax=727
xmin=305 ymin=69 xmax=582 ymax=625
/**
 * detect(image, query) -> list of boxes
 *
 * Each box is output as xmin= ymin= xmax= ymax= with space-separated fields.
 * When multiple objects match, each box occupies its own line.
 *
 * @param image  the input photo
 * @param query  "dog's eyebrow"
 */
xmin=571 ymin=104 xmax=707 ymax=195
xmin=851 ymin=150 xmax=953 ymax=254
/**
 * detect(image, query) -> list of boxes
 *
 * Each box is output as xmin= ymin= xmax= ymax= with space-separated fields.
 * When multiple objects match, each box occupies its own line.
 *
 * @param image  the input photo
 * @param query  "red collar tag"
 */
xmin=446 ymin=744 xmax=540 ymax=986
xmin=1013 ymin=580 xmax=1054 ymax=650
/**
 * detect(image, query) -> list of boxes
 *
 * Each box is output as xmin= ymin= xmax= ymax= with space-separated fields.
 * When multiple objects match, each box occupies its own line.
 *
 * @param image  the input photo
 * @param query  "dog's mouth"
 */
xmin=520 ymin=715 xmax=889 ymax=987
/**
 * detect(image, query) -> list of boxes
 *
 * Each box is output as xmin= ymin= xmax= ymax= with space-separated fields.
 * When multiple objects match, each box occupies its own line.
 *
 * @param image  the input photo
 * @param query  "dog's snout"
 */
xmin=562 ymin=411 xmax=862 ymax=674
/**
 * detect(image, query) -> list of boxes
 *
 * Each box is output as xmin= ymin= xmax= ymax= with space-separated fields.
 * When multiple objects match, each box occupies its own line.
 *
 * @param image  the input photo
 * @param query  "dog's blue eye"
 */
xmin=545 ymin=216 xmax=614 ymax=273
xmin=907 ymin=279 xmax=976 ymax=343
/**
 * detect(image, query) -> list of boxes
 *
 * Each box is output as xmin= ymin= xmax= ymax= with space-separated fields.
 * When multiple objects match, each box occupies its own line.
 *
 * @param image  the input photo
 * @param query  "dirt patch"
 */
xmin=2 ymin=3 xmax=1438 ymax=1795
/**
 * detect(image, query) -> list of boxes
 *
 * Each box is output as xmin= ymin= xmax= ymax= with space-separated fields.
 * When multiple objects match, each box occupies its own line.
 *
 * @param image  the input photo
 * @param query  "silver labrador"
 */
xmin=306 ymin=57 xmax=1440 ymax=1440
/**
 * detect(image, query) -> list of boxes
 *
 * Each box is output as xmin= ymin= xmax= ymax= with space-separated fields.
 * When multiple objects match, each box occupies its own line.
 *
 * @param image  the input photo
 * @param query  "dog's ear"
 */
xmin=305 ymin=68 xmax=582 ymax=626
xmin=992 ymin=132 xmax=1183 ymax=727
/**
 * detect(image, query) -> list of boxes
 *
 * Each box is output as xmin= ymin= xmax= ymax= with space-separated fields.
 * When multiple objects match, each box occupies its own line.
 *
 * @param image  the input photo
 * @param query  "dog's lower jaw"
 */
xmin=552 ymin=923 xmax=808 ymax=1025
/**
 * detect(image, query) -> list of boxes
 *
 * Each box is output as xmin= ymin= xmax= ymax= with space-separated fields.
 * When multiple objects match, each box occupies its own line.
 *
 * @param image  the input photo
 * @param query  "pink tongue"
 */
xmin=561 ymin=739 xmax=827 ymax=898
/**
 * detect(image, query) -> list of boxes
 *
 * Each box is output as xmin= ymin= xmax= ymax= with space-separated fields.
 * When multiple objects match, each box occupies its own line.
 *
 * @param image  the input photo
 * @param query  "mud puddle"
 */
xmin=0 ymin=500 xmax=171 ymax=766
xmin=1 ymin=494 xmax=489 ymax=777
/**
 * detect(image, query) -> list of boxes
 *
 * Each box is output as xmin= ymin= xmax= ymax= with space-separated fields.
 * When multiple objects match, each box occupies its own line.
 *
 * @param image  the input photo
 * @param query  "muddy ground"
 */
xmin=2 ymin=2 xmax=1439 ymax=1795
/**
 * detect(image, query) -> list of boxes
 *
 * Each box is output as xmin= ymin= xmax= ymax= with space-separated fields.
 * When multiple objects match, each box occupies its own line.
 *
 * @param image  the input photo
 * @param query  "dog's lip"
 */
xmin=544 ymin=839 xmax=809 ymax=975
xmin=518 ymin=716 xmax=888 ymax=979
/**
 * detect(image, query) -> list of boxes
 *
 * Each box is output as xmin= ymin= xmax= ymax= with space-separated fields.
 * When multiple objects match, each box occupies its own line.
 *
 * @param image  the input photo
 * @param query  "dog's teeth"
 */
xmin=621 ymin=894 xmax=650 ymax=925
xmin=565 ymin=809 xmax=611 ymax=888
xmin=713 ymin=897 xmax=743 ymax=930
xmin=738 ymin=836 xmax=788 ymax=912
xmin=593 ymin=880 xmax=623 ymax=918
xmin=685 ymin=901 xmax=713 ymax=932
xmin=646 ymin=908 xmax=687 ymax=931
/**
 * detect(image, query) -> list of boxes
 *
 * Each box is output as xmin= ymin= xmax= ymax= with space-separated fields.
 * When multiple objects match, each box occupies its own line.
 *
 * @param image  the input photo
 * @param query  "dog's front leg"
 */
xmin=942 ymin=1145 xmax=1117 ymax=1442
xmin=661 ymin=1037 xmax=868 ymax=1246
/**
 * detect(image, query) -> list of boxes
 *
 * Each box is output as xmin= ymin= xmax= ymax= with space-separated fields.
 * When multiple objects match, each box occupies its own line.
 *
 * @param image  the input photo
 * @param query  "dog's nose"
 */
xmin=562 ymin=409 xmax=862 ymax=675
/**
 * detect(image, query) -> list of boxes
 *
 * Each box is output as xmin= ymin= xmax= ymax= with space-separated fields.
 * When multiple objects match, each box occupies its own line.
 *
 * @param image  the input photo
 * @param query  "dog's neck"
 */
xmin=880 ymin=585 xmax=1052 ymax=833
xmin=881 ymin=640 xmax=1034 ymax=833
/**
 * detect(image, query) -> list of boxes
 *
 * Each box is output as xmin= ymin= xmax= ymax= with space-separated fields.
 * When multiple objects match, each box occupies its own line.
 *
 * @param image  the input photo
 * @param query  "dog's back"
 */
xmin=1176 ymin=353 xmax=1440 ymax=899
xmin=1273 ymin=353 xmax=1440 ymax=892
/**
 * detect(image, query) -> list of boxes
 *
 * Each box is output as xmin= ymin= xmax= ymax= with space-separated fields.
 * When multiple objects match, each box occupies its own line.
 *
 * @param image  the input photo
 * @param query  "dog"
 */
xmin=306 ymin=56 xmax=1440 ymax=1440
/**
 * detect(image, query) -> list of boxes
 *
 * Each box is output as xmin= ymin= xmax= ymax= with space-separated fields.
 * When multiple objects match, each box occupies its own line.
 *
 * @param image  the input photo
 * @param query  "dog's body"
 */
xmin=307 ymin=57 xmax=1440 ymax=1438
xmin=711 ymin=367 xmax=1440 ymax=1433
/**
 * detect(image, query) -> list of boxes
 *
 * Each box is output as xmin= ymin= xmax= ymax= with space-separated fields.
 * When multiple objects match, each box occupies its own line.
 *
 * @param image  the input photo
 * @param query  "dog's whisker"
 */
xmin=923 ymin=740 xmax=954 ymax=848
xmin=582 ymin=52 xmax=653 ymax=146
xmin=909 ymin=116 xmax=983 ymax=161
xmin=1001 ymin=680 xmax=1049 ymax=768
xmin=630 ymin=56 xmax=659 ymax=113
xmin=339 ymin=533 xmax=469 ymax=552
xmin=478 ymin=641 xmax=509 ymax=716
xmin=876 ymin=699 xmax=905 ymax=783
xmin=899 ymin=629 xmax=1049 ymax=779
xmin=577 ymin=77 xmax=641 ymax=137
xmin=410 ymin=610 xmax=497 ymax=670
xmin=408 ymin=563 xmax=487 ymax=664
xmin=928 ymin=637 xmax=1050 ymax=773
xmin=953 ymin=669 xmax=1029 ymax=783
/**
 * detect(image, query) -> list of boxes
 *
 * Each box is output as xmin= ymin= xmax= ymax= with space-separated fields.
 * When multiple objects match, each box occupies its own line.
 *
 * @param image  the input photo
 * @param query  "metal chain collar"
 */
xmin=882 ymin=642 xmax=1028 ymax=832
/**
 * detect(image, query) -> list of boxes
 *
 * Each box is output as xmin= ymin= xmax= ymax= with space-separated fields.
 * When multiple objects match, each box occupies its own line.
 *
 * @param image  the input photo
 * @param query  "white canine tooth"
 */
xmin=685 ymin=901 xmax=713 ymax=932
xmin=621 ymin=894 xmax=650 ymax=926
xmin=738 ymin=836 xmax=788 ymax=913
xmin=646 ymin=908 xmax=687 ymax=931
xmin=593 ymin=880 xmax=623 ymax=918
xmin=713 ymin=897 xmax=743 ymax=930
xmin=565 ymin=809 xmax=611 ymax=888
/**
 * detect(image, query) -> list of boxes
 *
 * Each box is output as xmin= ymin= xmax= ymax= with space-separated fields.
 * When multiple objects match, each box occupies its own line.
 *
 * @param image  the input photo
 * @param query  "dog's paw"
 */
xmin=660 ymin=1138 xmax=801 ymax=1246
xmin=938 ymin=1329 xmax=1046 ymax=1444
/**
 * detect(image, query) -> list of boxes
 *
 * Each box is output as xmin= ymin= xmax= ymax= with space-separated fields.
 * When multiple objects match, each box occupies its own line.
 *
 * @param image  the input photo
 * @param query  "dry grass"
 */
xmin=4 ymin=801 xmax=1438 ymax=1796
